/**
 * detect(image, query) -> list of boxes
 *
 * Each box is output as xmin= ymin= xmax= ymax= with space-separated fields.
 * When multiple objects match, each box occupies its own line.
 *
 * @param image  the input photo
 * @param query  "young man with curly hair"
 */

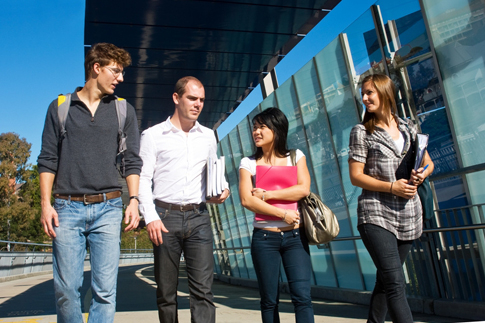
xmin=38 ymin=43 xmax=142 ymax=323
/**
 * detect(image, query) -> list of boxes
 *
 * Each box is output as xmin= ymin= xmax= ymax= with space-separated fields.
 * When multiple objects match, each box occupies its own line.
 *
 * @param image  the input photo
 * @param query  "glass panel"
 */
xmin=309 ymin=245 xmax=337 ymax=287
xmin=423 ymin=0 xmax=485 ymax=207
xmin=331 ymin=241 xmax=364 ymax=290
xmin=274 ymin=78 xmax=311 ymax=159
xmin=356 ymin=239 xmax=375 ymax=290
xmin=228 ymin=128 xmax=251 ymax=246
xmin=314 ymin=38 xmax=361 ymax=235
xmin=238 ymin=117 xmax=255 ymax=159
xmin=219 ymin=137 xmax=241 ymax=277
xmin=260 ymin=92 xmax=278 ymax=110
xmin=237 ymin=119 xmax=257 ymax=242
xmin=343 ymin=8 xmax=385 ymax=75
xmin=209 ymin=204 xmax=223 ymax=276
xmin=248 ymin=105 xmax=262 ymax=123
xmin=377 ymin=0 xmax=430 ymax=60
xmin=293 ymin=59 xmax=339 ymax=286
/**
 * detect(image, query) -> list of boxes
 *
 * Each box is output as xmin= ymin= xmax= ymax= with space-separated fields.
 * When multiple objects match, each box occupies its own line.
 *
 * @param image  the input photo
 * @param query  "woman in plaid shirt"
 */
xmin=348 ymin=74 xmax=434 ymax=323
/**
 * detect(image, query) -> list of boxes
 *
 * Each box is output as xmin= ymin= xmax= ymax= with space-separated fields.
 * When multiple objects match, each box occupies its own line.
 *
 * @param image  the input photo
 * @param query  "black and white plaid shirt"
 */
xmin=349 ymin=117 xmax=422 ymax=241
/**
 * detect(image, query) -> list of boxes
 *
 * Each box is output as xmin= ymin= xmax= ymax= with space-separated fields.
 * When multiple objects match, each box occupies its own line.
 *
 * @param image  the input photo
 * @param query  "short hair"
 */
xmin=174 ymin=76 xmax=204 ymax=97
xmin=361 ymin=74 xmax=398 ymax=133
xmin=84 ymin=43 xmax=132 ymax=80
xmin=252 ymin=107 xmax=290 ymax=160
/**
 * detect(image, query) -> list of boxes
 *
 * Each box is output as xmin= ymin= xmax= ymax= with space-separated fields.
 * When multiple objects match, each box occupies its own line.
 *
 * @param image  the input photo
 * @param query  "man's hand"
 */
xmin=207 ymin=188 xmax=230 ymax=204
xmin=124 ymin=200 xmax=140 ymax=232
xmin=147 ymin=219 xmax=169 ymax=246
xmin=41 ymin=203 xmax=59 ymax=238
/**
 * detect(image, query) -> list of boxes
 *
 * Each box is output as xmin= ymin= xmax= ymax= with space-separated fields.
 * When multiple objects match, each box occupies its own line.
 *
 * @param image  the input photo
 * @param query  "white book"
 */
xmin=206 ymin=157 xmax=213 ymax=200
xmin=414 ymin=134 xmax=429 ymax=170
xmin=212 ymin=162 xmax=218 ymax=197
xmin=216 ymin=159 xmax=222 ymax=195
xmin=219 ymin=156 xmax=226 ymax=192
xmin=206 ymin=156 xmax=226 ymax=199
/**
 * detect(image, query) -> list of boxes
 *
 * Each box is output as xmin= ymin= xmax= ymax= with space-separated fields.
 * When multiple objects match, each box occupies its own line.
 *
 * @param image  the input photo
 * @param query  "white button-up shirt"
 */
xmin=139 ymin=117 xmax=222 ymax=224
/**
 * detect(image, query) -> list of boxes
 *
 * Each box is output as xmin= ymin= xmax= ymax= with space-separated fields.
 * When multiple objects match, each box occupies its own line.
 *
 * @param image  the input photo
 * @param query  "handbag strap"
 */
xmin=289 ymin=149 xmax=296 ymax=166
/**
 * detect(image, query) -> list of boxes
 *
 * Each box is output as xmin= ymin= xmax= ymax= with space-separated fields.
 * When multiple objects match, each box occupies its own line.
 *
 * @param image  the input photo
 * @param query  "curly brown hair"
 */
xmin=84 ymin=43 xmax=132 ymax=80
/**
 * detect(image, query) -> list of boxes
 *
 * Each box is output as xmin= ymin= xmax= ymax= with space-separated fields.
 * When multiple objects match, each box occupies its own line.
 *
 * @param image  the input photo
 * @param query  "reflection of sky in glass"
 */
xmin=344 ymin=0 xmax=429 ymax=76
xmin=343 ymin=9 xmax=377 ymax=75
xmin=379 ymin=0 xmax=430 ymax=58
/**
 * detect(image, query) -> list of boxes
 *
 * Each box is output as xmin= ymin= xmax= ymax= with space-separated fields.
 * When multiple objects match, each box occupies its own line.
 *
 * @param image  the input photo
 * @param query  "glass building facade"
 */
xmin=209 ymin=0 xmax=485 ymax=309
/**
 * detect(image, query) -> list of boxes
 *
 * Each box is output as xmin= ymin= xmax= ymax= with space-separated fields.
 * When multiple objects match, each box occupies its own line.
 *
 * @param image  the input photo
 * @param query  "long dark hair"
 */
xmin=252 ymin=107 xmax=290 ymax=160
xmin=361 ymin=74 xmax=398 ymax=133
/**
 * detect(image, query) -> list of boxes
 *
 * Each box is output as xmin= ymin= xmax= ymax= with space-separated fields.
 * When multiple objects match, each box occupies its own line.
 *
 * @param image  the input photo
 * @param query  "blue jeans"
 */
xmin=153 ymin=205 xmax=215 ymax=323
xmin=251 ymin=228 xmax=314 ymax=323
xmin=358 ymin=224 xmax=414 ymax=323
xmin=53 ymin=196 xmax=123 ymax=323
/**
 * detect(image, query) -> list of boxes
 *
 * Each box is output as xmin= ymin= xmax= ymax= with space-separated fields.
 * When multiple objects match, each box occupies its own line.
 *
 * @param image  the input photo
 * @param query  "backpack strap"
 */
xmin=115 ymin=96 xmax=128 ymax=177
xmin=115 ymin=96 xmax=127 ymax=152
xmin=289 ymin=149 xmax=296 ymax=166
xmin=57 ymin=93 xmax=71 ymax=141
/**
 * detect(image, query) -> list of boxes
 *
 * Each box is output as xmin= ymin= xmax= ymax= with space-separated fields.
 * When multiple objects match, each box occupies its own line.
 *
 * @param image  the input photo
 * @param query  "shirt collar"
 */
xmin=71 ymin=87 xmax=115 ymax=102
xmin=161 ymin=116 xmax=203 ymax=134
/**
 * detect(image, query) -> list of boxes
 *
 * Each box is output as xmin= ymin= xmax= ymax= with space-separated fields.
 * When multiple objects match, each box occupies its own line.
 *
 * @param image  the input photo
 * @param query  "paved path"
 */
xmin=0 ymin=264 xmax=466 ymax=322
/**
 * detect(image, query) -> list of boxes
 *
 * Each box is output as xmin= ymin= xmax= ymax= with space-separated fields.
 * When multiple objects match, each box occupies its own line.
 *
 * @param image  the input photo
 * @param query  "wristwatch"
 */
xmin=130 ymin=196 xmax=140 ymax=203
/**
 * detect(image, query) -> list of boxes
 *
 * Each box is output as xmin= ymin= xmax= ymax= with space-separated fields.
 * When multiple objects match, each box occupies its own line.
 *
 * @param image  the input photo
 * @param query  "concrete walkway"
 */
xmin=0 ymin=264 xmax=469 ymax=322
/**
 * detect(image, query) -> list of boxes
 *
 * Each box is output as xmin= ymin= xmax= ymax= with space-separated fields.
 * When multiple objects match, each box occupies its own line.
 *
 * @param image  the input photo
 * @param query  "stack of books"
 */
xmin=206 ymin=156 xmax=226 ymax=199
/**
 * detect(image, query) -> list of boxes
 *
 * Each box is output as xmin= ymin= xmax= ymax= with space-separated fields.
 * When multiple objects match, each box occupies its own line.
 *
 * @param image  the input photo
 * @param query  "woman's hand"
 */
xmin=251 ymin=188 xmax=267 ymax=200
xmin=409 ymin=168 xmax=426 ymax=186
xmin=392 ymin=178 xmax=418 ymax=199
xmin=281 ymin=208 xmax=300 ymax=225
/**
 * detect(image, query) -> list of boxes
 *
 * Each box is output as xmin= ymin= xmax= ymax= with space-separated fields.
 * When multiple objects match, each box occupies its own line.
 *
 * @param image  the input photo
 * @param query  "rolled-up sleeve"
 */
xmin=37 ymin=100 xmax=60 ymax=174
xmin=348 ymin=124 xmax=368 ymax=164
xmin=123 ymin=102 xmax=142 ymax=177
xmin=138 ymin=130 xmax=159 ymax=225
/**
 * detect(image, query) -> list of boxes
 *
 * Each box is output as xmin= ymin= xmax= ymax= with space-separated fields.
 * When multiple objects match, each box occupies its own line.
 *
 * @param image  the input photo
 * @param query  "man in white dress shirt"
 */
xmin=138 ymin=76 xmax=229 ymax=323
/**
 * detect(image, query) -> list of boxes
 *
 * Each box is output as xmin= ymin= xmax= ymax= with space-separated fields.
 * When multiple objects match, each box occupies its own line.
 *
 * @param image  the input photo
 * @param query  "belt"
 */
xmin=155 ymin=200 xmax=206 ymax=212
xmin=54 ymin=191 xmax=122 ymax=204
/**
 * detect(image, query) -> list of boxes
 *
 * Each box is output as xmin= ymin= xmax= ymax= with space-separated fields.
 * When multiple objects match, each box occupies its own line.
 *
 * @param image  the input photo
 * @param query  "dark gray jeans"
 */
xmin=153 ymin=205 xmax=215 ymax=323
xmin=358 ymin=224 xmax=414 ymax=323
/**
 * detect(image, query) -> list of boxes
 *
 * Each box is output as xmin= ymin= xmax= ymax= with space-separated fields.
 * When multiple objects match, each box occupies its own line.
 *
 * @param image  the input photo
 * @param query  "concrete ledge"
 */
xmin=0 ymin=270 xmax=53 ymax=283
xmin=0 ymin=262 xmax=153 ymax=284
xmin=214 ymin=274 xmax=485 ymax=322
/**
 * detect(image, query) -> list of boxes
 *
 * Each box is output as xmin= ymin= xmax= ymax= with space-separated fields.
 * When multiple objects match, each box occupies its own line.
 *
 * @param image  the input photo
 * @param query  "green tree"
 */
xmin=121 ymin=220 xmax=153 ymax=251
xmin=0 ymin=133 xmax=47 ymax=244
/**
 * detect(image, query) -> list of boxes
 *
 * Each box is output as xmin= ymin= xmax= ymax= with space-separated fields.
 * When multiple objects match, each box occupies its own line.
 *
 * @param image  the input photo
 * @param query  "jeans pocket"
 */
xmin=252 ymin=229 xmax=268 ymax=241
xmin=107 ymin=197 xmax=123 ymax=208
xmin=53 ymin=199 xmax=68 ymax=211
xmin=156 ymin=207 xmax=170 ymax=220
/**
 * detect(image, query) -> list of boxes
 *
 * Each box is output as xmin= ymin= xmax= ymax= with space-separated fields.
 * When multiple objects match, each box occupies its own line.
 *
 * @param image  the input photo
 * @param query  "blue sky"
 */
xmin=0 ymin=0 xmax=85 ymax=165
